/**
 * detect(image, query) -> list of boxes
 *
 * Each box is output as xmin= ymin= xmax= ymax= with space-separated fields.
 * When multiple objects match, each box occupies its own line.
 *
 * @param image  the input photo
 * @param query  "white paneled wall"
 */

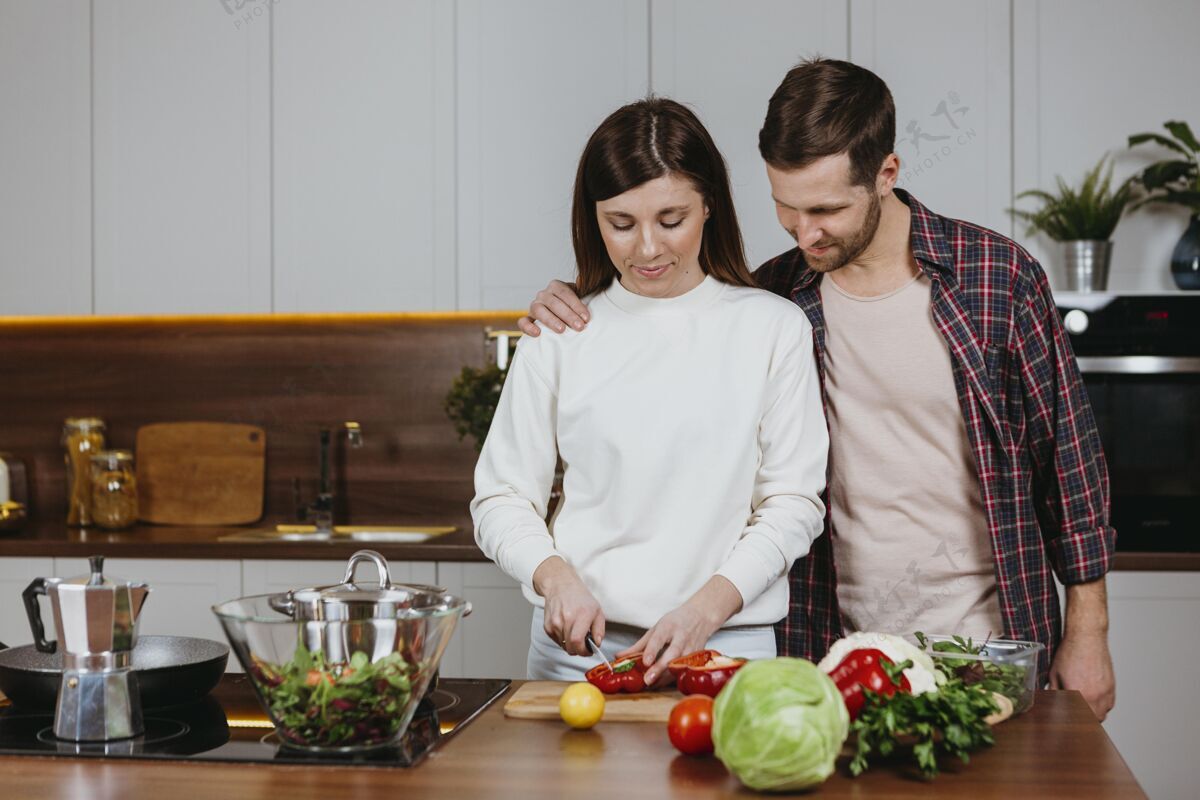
xmin=650 ymin=0 xmax=848 ymax=270
xmin=0 ymin=0 xmax=91 ymax=316
xmin=2 ymin=0 xmax=1199 ymax=314
xmin=272 ymin=0 xmax=455 ymax=311
xmin=457 ymin=0 xmax=650 ymax=310
xmin=91 ymin=0 xmax=272 ymax=314
xmin=851 ymin=0 xmax=1012 ymax=237
xmin=1014 ymin=0 xmax=1200 ymax=291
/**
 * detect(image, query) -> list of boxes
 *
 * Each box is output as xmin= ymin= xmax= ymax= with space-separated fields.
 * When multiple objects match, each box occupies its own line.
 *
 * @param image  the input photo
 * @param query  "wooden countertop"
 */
xmin=0 ymin=682 xmax=1144 ymax=799
xmin=0 ymin=517 xmax=491 ymax=562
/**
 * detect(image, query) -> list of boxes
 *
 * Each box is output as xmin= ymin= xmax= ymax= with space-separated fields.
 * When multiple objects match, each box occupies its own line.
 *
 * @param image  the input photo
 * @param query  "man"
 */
xmin=517 ymin=58 xmax=1116 ymax=720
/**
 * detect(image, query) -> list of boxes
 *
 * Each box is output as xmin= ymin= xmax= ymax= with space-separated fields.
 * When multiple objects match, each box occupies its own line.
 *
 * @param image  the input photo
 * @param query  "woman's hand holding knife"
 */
xmin=533 ymin=556 xmax=606 ymax=657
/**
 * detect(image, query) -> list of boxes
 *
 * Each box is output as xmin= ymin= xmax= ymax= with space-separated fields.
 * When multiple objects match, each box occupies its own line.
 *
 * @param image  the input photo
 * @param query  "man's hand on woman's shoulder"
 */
xmin=518 ymin=279 xmax=589 ymax=336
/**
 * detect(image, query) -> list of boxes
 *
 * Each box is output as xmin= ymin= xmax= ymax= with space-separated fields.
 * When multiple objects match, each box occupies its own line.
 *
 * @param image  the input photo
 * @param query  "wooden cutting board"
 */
xmin=135 ymin=422 xmax=265 ymax=526
xmin=503 ymin=683 xmax=1015 ymax=727
xmin=503 ymin=681 xmax=685 ymax=722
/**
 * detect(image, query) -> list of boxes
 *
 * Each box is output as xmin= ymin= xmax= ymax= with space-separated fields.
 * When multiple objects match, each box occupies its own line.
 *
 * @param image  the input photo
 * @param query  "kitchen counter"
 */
xmin=0 ymin=680 xmax=1144 ymax=799
xmin=2 ymin=518 xmax=1198 ymax=569
xmin=0 ymin=516 xmax=491 ymax=562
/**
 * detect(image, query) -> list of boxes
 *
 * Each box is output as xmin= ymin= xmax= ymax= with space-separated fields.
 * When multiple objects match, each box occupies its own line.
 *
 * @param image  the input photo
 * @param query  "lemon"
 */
xmin=559 ymin=682 xmax=605 ymax=729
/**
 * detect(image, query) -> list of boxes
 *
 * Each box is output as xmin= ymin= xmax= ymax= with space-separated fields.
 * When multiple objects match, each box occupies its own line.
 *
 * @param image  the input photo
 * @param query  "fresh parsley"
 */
xmin=849 ymin=658 xmax=1000 ymax=779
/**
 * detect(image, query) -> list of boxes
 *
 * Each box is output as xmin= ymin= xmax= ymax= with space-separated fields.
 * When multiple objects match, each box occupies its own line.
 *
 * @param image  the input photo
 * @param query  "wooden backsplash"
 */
xmin=0 ymin=312 xmax=520 ymax=526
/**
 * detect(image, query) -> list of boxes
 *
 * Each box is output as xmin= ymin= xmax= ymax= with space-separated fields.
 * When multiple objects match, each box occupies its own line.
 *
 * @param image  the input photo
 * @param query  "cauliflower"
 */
xmin=817 ymin=632 xmax=944 ymax=695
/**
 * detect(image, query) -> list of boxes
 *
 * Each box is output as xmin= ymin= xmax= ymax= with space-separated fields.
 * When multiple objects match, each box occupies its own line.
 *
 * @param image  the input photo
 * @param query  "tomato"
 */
xmin=304 ymin=669 xmax=333 ymax=687
xmin=666 ymin=695 xmax=714 ymax=756
xmin=559 ymin=682 xmax=606 ymax=730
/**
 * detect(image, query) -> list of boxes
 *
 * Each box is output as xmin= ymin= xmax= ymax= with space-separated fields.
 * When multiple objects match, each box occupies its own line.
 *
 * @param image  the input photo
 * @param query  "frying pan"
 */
xmin=0 ymin=635 xmax=228 ymax=710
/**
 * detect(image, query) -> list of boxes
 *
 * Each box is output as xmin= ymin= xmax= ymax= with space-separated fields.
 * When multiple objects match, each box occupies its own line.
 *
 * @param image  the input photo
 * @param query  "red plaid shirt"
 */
xmin=758 ymin=190 xmax=1116 ymax=680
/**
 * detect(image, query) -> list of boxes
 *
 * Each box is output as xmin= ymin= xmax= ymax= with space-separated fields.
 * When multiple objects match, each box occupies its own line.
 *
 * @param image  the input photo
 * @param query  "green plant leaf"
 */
xmin=1010 ymin=155 xmax=1130 ymax=241
xmin=1130 ymin=191 xmax=1200 ymax=214
xmin=1137 ymin=159 xmax=1197 ymax=190
xmin=1128 ymin=132 xmax=1191 ymax=157
xmin=1162 ymin=189 xmax=1200 ymax=211
xmin=1015 ymin=189 xmax=1058 ymax=203
xmin=443 ymin=362 xmax=509 ymax=451
xmin=1164 ymin=120 xmax=1200 ymax=153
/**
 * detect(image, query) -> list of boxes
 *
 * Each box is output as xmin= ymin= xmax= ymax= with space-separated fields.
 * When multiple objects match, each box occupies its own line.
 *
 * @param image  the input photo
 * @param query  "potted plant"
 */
xmin=1010 ymin=155 xmax=1134 ymax=292
xmin=443 ymin=343 xmax=566 ymax=510
xmin=1128 ymin=120 xmax=1200 ymax=290
xmin=443 ymin=363 xmax=507 ymax=452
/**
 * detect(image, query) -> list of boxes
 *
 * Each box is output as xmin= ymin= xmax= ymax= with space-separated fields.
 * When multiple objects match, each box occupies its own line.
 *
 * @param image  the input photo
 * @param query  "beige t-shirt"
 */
xmin=821 ymin=272 xmax=1005 ymax=639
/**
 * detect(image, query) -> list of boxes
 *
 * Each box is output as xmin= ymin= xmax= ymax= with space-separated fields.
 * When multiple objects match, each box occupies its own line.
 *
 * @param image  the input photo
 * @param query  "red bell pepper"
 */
xmin=666 ymin=649 xmax=747 ymax=698
xmin=585 ymin=653 xmax=648 ymax=694
xmin=828 ymin=648 xmax=911 ymax=720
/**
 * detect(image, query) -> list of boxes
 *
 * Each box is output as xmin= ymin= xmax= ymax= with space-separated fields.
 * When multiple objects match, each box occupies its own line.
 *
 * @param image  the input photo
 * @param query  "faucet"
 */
xmin=303 ymin=422 xmax=364 ymax=533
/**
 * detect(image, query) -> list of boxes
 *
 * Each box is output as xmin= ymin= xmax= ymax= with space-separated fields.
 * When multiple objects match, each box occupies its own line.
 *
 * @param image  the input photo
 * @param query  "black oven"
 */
xmin=1058 ymin=295 xmax=1200 ymax=553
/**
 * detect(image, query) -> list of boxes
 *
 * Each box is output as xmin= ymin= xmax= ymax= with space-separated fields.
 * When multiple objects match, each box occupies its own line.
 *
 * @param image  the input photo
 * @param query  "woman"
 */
xmin=470 ymin=98 xmax=828 ymax=685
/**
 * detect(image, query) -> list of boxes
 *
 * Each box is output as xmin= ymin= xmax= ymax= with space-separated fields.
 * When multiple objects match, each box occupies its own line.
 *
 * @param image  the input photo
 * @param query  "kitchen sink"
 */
xmin=218 ymin=525 xmax=456 ymax=544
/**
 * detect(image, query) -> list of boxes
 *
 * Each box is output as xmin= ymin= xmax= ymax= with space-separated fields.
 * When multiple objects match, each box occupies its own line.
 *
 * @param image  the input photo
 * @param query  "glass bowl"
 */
xmin=212 ymin=592 xmax=469 ymax=753
xmin=916 ymin=634 xmax=1045 ymax=714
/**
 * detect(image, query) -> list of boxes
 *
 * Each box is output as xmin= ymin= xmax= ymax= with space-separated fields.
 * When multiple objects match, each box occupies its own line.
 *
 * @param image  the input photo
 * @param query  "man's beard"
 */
xmin=803 ymin=192 xmax=882 ymax=273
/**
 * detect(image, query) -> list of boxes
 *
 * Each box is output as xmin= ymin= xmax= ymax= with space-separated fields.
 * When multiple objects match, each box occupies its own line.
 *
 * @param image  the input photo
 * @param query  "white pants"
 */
xmin=527 ymin=606 xmax=778 ymax=681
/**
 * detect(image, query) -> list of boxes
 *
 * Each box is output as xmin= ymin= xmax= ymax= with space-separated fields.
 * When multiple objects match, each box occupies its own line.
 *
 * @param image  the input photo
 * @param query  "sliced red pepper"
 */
xmin=585 ymin=653 xmax=648 ymax=694
xmin=666 ymin=649 xmax=747 ymax=698
xmin=828 ymin=648 xmax=911 ymax=720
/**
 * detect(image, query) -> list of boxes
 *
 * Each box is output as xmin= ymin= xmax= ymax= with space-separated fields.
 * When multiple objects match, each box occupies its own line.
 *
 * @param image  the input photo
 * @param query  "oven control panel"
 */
xmin=1057 ymin=295 xmax=1200 ymax=357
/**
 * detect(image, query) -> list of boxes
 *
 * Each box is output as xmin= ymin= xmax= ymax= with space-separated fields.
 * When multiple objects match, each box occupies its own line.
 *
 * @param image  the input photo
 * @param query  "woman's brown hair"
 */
xmin=571 ymin=97 xmax=753 ymax=297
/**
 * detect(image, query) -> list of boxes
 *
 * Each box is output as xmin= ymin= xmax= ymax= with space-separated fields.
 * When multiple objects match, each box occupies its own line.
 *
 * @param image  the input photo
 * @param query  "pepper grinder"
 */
xmin=23 ymin=555 xmax=151 ymax=741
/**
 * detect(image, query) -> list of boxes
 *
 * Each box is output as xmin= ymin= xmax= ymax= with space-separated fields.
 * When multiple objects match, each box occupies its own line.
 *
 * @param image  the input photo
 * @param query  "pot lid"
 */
xmin=268 ymin=550 xmax=462 ymax=620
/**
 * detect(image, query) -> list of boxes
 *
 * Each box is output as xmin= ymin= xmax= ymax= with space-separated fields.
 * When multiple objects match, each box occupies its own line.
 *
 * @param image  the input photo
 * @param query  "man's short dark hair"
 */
xmin=759 ymin=58 xmax=895 ymax=187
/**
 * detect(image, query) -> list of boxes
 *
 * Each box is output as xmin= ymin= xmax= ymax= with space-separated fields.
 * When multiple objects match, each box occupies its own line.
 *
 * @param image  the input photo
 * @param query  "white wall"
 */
xmin=456 ymin=0 xmax=650 ymax=310
xmin=91 ymin=0 xmax=272 ymax=314
xmin=650 ymin=0 xmax=848 ymax=271
xmin=0 ymin=0 xmax=91 ymax=315
xmin=272 ymin=0 xmax=455 ymax=312
xmin=1 ymin=0 xmax=1198 ymax=315
xmin=852 ymin=0 xmax=1012 ymax=238
xmin=1014 ymin=0 xmax=1200 ymax=292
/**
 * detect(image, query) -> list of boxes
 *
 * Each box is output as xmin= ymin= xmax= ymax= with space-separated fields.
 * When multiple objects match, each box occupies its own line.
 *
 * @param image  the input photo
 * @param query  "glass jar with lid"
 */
xmin=62 ymin=418 xmax=106 ymax=526
xmin=89 ymin=450 xmax=138 ymax=530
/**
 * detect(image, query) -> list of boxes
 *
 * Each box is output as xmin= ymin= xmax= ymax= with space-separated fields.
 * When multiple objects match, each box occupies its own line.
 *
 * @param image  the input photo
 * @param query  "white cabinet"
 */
xmin=271 ymin=0 xmax=456 ymax=312
xmin=436 ymin=562 xmax=531 ymax=680
xmin=6 ymin=3 xmax=1200 ymax=314
xmin=240 ymin=559 xmax=437 ymax=596
xmin=0 ymin=0 xmax=91 ymax=316
xmin=0 ymin=558 xmax=55 ymax=648
xmin=650 ymin=0 xmax=847 ymax=270
xmin=1013 ymin=0 xmax=1200 ymax=291
xmin=91 ymin=0 xmax=271 ymax=313
xmin=851 ymin=0 xmax=1012 ymax=238
xmin=455 ymin=0 xmax=650 ymax=310
xmin=76 ymin=558 xmax=242 ymax=646
xmin=1103 ymin=571 xmax=1200 ymax=800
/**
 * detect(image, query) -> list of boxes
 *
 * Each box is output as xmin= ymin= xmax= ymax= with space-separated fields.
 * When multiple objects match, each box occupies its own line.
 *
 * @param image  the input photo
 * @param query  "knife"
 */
xmin=586 ymin=633 xmax=613 ymax=671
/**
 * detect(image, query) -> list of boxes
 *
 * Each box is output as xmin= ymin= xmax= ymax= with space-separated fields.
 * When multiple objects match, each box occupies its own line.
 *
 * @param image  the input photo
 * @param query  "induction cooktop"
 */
xmin=0 ymin=675 xmax=510 ymax=768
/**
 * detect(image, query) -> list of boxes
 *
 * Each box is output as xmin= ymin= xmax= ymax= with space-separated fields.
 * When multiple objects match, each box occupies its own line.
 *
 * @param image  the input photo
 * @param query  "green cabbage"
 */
xmin=711 ymin=658 xmax=849 ymax=791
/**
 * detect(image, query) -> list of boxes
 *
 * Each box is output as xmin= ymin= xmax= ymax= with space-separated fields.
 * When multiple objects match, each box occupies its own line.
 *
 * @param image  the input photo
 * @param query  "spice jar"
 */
xmin=89 ymin=450 xmax=138 ymax=530
xmin=63 ymin=418 xmax=107 ymax=526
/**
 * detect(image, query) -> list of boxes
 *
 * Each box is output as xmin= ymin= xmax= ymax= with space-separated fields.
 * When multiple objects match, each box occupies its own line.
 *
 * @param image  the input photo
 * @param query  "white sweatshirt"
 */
xmin=471 ymin=274 xmax=828 ymax=629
